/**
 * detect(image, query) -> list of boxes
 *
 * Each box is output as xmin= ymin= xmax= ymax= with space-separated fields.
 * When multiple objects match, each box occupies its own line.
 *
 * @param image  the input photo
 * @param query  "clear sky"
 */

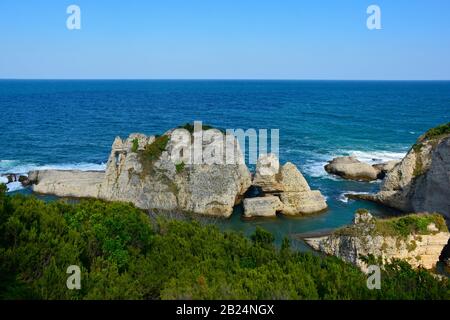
xmin=1 ymin=1 xmax=449 ymax=80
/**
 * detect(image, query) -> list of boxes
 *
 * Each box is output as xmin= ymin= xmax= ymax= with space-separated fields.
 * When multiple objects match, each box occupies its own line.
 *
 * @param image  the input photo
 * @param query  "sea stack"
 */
xmin=29 ymin=126 xmax=252 ymax=218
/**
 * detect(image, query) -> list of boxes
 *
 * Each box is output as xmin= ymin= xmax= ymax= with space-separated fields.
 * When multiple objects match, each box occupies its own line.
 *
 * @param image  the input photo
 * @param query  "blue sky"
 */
xmin=0 ymin=1 xmax=449 ymax=79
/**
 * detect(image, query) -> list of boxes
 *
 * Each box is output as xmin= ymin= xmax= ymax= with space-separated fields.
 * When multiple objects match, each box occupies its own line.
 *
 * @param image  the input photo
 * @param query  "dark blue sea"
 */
xmin=1 ymin=80 xmax=449 ymax=244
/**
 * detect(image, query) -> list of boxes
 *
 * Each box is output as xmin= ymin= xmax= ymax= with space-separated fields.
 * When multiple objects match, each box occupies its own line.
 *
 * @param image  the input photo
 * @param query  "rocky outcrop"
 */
xmin=30 ymin=127 xmax=252 ymax=218
xmin=304 ymin=210 xmax=450 ymax=272
xmin=27 ymin=126 xmax=329 ymax=218
xmin=30 ymin=170 xmax=104 ymax=198
xmin=243 ymin=196 xmax=283 ymax=218
xmin=354 ymin=123 xmax=450 ymax=218
xmin=372 ymin=160 xmax=400 ymax=179
xmin=249 ymin=154 xmax=327 ymax=216
xmin=252 ymin=154 xmax=283 ymax=192
xmin=324 ymin=156 xmax=396 ymax=181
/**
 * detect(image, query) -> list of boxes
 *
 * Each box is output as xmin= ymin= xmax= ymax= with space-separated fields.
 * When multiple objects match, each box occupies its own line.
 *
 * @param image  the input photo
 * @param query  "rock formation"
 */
xmin=353 ymin=123 xmax=450 ymax=218
xmin=29 ymin=127 xmax=252 ymax=218
xmin=245 ymin=154 xmax=327 ymax=216
xmin=324 ymin=156 xmax=399 ymax=181
xmin=304 ymin=210 xmax=450 ymax=272
xmin=243 ymin=196 xmax=283 ymax=218
xmin=31 ymin=170 xmax=104 ymax=198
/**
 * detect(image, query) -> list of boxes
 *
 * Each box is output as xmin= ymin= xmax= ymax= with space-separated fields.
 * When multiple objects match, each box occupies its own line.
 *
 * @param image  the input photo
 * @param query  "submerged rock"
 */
xmin=304 ymin=210 xmax=450 ymax=272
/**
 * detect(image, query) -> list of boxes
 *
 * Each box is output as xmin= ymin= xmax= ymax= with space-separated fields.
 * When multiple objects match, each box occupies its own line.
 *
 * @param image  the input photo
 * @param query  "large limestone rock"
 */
xmin=356 ymin=123 xmax=450 ymax=219
xmin=278 ymin=163 xmax=327 ymax=215
xmin=324 ymin=156 xmax=380 ymax=181
xmin=372 ymin=160 xmax=400 ymax=179
xmin=279 ymin=190 xmax=328 ymax=215
xmin=30 ymin=127 xmax=252 ymax=218
xmin=251 ymin=154 xmax=327 ymax=216
xmin=243 ymin=196 xmax=283 ymax=218
xmin=252 ymin=153 xmax=283 ymax=192
xmin=30 ymin=170 xmax=104 ymax=198
xmin=304 ymin=210 xmax=450 ymax=272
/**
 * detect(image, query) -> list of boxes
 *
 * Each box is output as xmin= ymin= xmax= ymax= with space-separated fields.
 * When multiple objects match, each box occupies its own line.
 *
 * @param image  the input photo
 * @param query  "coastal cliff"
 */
xmin=353 ymin=123 xmax=450 ymax=218
xmin=305 ymin=210 xmax=450 ymax=272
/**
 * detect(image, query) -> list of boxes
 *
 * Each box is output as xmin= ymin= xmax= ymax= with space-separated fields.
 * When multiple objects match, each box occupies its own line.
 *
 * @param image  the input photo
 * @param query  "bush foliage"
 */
xmin=141 ymin=135 xmax=169 ymax=163
xmin=0 ymin=186 xmax=448 ymax=300
xmin=422 ymin=122 xmax=450 ymax=141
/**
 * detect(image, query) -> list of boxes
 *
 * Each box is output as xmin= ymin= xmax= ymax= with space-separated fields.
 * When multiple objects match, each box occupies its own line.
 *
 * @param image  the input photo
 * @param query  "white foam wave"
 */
xmin=1 ymin=161 xmax=106 ymax=192
xmin=6 ymin=182 xmax=23 ymax=192
xmin=345 ymin=150 xmax=406 ymax=164
xmin=0 ymin=161 xmax=106 ymax=175
xmin=338 ymin=191 xmax=371 ymax=203
xmin=301 ymin=159 xmax=329 ymax=178
xmin=301 ymin=149 xmax=405 ymax=180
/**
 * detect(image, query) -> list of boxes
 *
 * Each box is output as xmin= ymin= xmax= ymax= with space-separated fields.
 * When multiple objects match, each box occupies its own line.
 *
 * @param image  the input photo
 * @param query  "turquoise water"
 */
xmin=1 ymin=80 xmax=449 ymax=244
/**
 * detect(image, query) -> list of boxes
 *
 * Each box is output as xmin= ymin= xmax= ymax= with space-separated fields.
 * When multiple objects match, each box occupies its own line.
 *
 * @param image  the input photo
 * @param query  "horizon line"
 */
xmin=1 ymin=78 xmax=450 ymax=82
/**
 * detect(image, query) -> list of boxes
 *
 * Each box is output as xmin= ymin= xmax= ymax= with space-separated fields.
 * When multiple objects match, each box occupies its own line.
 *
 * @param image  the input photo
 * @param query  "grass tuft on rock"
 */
xmin=175 ymin=161 xmax=185 ymax=173
xmin=334 ymin=211 xmax=448 ymax=239
xmin=178 ymin=122 xmax=225 ymax=134
xmin=374 ymin=213 xmax=448 ymax=238
xmin=142 ymin=135 xmax=169 ymax=163
xmin=420 ymin=122 xmax=450 ymax=142
xmin=131 ymin=138 xmax=139 ymax=153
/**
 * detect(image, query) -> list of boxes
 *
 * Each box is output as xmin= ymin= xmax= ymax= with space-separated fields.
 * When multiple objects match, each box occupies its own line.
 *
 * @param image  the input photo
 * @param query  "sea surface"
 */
xmin=1 ymin=80 xmax=449 ymax=246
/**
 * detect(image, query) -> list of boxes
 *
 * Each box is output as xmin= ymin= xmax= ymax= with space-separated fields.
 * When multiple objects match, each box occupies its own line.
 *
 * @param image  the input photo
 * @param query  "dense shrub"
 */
xmin=141 ymin=135 xmax=169 ymax=163
xmin=0 ymin=186 xmax=448 ymax=300
xmin=422 ymin=122 xmax=450 ymax=141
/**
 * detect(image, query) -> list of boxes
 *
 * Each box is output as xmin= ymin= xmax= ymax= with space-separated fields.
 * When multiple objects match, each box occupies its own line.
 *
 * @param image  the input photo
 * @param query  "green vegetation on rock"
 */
xmin=374 ymin=213 xmax=447 ymax=238
xmin=421 ymin=122 xmax=450 ymax=141
xmin=142 ymin=135 xmax=169 ymax=163
xmin=131 ymin=138 xmax=139 ymax=153
xmin=413 ymin=153 xmax=424 ymax=177
xmin=0 ymin=187 xmax=448 ymax=300
xmin=175 ymin=161 xmax=185 ymax=173
xmin=178 ymin=123 xmax=223 ymax=134
xmin=334 ymin=211 xmax=447 ymax=240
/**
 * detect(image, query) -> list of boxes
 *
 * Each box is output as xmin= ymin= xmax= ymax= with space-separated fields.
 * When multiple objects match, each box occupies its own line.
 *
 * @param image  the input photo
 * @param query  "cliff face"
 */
xmin=305 ymin=211 xmax=450 ymax=272
xmin=359 ymin=124 xmax=450 ymax=218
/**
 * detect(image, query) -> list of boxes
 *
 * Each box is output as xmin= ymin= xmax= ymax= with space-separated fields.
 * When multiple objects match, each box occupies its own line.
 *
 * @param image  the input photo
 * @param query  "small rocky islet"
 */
xmin=2 ymin=122 xmax=450 ymax=272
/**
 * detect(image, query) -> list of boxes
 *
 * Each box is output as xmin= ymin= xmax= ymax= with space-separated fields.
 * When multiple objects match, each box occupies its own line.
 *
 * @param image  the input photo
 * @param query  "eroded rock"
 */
xmin=304 ymin=210 xmax=450 ymax=272
xmin=356 ymin=123 xmax=450 ymax=218
xmin=243 ymin=196 xmax=283 ymax=218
